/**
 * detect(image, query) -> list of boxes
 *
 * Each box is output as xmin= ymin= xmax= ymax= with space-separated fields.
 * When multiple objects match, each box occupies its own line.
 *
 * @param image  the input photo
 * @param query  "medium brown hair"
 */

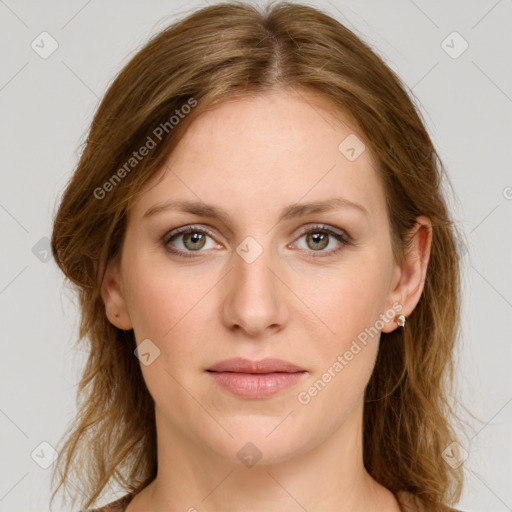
xmin=50 ymin=2 xmax=471 ymax=510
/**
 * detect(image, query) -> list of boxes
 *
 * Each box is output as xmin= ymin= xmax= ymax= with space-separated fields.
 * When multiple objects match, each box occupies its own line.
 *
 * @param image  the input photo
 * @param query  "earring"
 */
xmin=396 ymin=314 xmax=406 ymax=328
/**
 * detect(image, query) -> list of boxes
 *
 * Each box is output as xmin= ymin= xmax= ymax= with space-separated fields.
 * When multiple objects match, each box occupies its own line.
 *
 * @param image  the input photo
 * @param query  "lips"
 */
xmin=206 ymin=357 xmax=307 ymax=399
xmin=207 ymin=357 xmax=306 ymax=374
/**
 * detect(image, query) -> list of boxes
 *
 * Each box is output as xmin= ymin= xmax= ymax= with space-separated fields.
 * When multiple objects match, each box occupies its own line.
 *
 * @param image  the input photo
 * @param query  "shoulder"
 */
xmin=396 ymin=491 xmax=466 ymax=512
xmin=79 ymin=493 xmax=134 ymax=512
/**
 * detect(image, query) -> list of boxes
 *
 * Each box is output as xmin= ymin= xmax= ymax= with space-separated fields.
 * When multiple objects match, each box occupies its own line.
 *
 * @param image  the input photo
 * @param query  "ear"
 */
xmin=381 ymin=215 xmax=433 ymax=333
xmin=100 ymin=256 xmax=133 ymax=331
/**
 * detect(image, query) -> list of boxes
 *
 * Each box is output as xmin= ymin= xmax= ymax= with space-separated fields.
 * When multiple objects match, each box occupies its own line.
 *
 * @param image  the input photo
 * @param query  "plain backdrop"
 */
xmin=1 ymin=1 xmax=511 ymax=511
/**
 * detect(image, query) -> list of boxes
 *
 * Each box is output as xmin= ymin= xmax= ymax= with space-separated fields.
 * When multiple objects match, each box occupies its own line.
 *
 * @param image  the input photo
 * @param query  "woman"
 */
xmin=50 ymin=2 xmax=470 ymax=511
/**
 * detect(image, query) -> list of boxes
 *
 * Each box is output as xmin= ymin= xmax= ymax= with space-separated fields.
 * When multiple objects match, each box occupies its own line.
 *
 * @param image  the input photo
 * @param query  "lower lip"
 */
xmin=207 ymin=371 xmax=307 ymax=399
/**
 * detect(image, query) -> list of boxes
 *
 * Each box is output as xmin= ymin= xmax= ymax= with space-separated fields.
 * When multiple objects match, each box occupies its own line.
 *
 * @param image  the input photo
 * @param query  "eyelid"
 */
xmin=293 ymin=223 xmax=351 ymax=242
xmin=162 ymin=223 xmax=352 ymax=257
xmin=163 ymin=223 xmax=351 ymax=242
xmin=161 ymin=224 xmax=220 ymax=252
xmin=288 ymin=223 xmax=353 ymax=257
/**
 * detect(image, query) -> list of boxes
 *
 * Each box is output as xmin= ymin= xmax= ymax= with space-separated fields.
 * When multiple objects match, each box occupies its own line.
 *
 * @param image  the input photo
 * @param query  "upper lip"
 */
xmin=207 ymin=357 xmax=306 ymax=374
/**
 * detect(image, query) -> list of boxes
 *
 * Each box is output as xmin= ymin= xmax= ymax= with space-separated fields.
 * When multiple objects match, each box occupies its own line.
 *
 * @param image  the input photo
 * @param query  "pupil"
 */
xmin=308 ymin=232 xmax=328 ymax=250
xmin=185 ymin=231 xmax=205 ymax=250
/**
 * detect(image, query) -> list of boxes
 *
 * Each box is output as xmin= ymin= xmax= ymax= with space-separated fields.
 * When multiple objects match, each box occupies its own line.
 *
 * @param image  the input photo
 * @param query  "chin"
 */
xmin=203 ymin=416 xmax=315 ymax=467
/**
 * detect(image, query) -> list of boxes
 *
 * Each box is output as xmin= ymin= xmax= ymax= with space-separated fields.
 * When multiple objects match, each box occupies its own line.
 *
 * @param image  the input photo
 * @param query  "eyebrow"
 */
xmin=143 ymin=197 xmax=368 ymax=223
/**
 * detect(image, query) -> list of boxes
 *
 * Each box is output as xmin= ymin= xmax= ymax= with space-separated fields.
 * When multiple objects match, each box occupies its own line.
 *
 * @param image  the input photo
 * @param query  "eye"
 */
xmin=163 ymin=225 xmax=221 ymax=258
xmin=291 ymin=224 xmax=352 ymax=257
xmin=162 ymin=223 xmax=352 ymax=259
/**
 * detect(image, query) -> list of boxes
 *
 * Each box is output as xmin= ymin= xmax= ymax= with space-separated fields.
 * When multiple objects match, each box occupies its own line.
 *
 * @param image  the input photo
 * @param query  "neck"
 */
xmin=137 ymin=401 xmax=401 ymax=512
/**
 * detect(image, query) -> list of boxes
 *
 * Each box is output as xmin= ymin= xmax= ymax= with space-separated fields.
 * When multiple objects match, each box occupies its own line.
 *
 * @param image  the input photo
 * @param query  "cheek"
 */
xmin=124 ymin=262 xmax=215 ymax=406
xmin=123 ymin=257 xmax=217 ymax=361
xmin=293 ymin=271 xmax=385 ymax=415
xmin=293 ymin=263 xmax=390 ymax=347
xmin=126 ymin=270 xmax=174 ymax=340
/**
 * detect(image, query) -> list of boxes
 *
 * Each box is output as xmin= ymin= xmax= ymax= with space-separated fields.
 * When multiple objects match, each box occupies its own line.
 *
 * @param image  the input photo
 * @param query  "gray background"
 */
xmin=1 ymin=1 xmax=511 ymax=511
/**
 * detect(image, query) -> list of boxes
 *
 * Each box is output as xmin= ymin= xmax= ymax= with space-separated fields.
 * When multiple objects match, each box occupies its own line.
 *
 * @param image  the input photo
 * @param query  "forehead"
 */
xmin=130 ymin=89 xmax=387 ymax=225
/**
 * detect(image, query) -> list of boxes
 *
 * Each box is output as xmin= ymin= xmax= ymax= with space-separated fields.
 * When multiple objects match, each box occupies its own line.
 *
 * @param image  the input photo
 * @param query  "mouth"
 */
xmin=206 ymin=357 xmax=307 ymax=399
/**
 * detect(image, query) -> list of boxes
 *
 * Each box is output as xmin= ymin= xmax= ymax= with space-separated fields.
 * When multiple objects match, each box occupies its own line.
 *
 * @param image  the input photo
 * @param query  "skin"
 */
xmin=101 ymin=89 xmax=432 ymax=512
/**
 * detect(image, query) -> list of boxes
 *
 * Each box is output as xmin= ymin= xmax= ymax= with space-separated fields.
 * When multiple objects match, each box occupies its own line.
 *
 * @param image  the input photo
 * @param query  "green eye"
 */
xmin=162 ymin=223 xmax=352 ymax=259
xmin=292 ymin=225 xmax=352 ymax=257
xmin=163 ymin=226 xmax=218 ymax=258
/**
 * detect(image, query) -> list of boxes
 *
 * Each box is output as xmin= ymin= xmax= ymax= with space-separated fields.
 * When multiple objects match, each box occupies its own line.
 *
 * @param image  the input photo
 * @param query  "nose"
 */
xmin=221 ymin=242 xmax=290 ymax=338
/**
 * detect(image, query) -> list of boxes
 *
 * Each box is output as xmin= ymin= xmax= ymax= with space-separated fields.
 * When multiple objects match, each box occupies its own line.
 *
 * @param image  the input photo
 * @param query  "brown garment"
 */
xmin=81 ymin=491 xmax=464 ymax=512
xmin=396 ymin=491 xmax=464 ymax=512
xmin=80 ymin=493 xmax=134 ymax=512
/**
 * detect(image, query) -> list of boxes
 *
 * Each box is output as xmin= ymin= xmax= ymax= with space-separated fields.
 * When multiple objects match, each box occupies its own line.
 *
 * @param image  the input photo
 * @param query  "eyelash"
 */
xmin=162 ymin=223 xmax=353 ymax=259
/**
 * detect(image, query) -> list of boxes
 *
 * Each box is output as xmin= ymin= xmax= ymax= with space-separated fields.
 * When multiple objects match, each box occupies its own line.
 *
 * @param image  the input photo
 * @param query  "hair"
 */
xmin=50 ymin=1 xmax=472 ymax=511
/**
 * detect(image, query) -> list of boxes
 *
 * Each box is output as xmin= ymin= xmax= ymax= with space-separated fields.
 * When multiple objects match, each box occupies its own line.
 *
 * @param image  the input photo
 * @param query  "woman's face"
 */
xmin=103 ymin=89 xmax=411 ymax=466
